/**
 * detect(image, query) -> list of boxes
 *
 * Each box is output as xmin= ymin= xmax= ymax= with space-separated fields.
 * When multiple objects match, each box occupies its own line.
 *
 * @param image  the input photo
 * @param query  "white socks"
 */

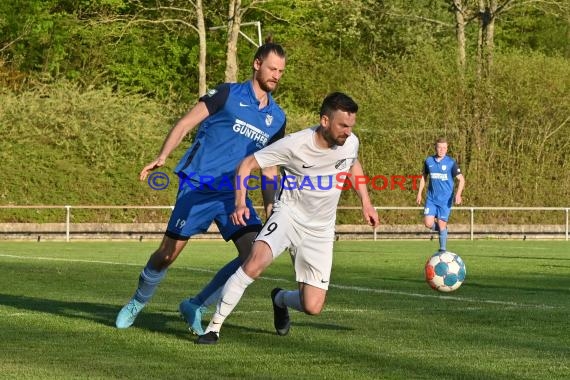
xmin=205 ymin=267 xmax=254 ymax=334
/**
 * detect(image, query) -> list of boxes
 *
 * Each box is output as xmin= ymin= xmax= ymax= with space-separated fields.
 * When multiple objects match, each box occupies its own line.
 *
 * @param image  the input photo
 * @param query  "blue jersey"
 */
xmin=423 ymin=155 xmax=461 ymax=206
xmin=174 ymin=80 xmax=286 ymax=192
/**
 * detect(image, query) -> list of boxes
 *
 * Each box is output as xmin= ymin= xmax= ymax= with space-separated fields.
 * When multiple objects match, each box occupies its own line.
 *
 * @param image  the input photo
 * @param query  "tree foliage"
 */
xmin=1 ymin=0 xmax=569 ymax=212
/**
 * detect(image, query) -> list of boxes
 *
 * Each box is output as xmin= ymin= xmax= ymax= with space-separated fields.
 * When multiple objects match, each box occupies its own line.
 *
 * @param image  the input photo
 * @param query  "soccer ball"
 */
xmin=425 ymin=251 xmax=466 ymax=292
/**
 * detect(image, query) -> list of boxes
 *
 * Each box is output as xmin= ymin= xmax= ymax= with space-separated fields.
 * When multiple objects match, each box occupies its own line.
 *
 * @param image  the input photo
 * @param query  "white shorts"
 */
xmin=255 ymin=206 xmax=335 ymax=290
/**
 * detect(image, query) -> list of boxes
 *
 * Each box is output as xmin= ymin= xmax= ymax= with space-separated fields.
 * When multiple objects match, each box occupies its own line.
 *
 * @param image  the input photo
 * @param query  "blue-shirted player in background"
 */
xmin=416 ymin=137 xmax=465 ymax=252
xmin=115 ymin=41 xmax=287 ymax=332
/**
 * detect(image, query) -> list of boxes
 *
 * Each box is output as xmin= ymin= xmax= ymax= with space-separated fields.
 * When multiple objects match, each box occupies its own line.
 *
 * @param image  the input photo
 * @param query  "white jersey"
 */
xmin=254 ymin=126 xmax=359 ymax=231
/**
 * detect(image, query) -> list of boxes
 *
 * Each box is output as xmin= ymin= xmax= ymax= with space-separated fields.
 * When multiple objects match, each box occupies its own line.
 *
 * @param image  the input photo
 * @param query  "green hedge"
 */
xmin=1 ymin=49 xmax=568 ymax=224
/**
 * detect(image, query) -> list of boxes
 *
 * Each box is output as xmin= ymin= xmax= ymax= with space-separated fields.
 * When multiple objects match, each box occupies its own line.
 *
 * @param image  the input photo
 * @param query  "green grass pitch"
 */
xmin=1 ymin=240 xmax=569 ymax=379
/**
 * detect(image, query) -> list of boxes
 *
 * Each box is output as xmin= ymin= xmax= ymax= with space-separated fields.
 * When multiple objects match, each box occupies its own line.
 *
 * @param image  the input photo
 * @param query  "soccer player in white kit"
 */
xmin=197 ymin=92 xmax=379 ymax=344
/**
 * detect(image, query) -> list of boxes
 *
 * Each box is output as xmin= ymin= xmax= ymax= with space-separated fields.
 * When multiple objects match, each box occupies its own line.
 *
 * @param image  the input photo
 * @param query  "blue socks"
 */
xmin=439 ymin=228 xmax=448 ymax=251
xmin=193 ymin=257 xmax=242 ymax=306
xmin=134 ymin=257 xmax=244 ymax=308
xmin=134 ymin=263 xmax=167 ymax=304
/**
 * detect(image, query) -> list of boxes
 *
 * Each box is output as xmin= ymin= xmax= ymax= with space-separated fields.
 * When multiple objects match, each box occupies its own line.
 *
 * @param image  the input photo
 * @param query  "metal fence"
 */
xmin=0 ymin=205 xmax=568 ymax=241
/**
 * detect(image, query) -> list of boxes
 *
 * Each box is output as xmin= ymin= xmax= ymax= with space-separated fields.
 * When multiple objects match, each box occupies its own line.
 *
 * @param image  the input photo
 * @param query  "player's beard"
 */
xmin=322 ymin=127 xmax=347 ymax=147
xmin=259 ymin=78 xmax=278 ymax=93
xmin=334 ymin=136 xmax=348 ymax=146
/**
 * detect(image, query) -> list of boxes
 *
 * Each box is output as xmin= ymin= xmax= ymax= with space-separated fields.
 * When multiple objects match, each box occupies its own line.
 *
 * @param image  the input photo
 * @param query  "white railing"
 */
xmin=343 ymin=206 xmax=570 ymax=241
xmin=0 ymin=205 xmax=568 ymax=241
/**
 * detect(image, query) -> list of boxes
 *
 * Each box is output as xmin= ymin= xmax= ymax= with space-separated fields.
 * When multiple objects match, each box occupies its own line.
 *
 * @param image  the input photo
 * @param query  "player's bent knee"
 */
xmin=150 ymin=244 xmax=184 ymax=270
xmin=303 ymin=304 xmax=323 ymax=316
xmin=242 ymin=258 xmax=271 ymax=279
xmin=150 ymin=253 xmax=175 ymax=270
xmin=301 ymin=297 xmax=325 ymax=315
xmin=243 ymin=241 xmax=273 ymax=278
xmin=423 ymin=217 xmax=435 ymax=229
xmin=300 ymin=285 xmax=327 ymax=315
xmin=242 ymin=266 xmax=263 ymax=280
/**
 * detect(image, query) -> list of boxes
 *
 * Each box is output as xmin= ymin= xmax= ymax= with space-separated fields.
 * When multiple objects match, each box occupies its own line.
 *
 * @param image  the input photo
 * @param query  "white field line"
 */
xmin=473 ymin=245 xmax=551 ymax=251
xmin=0 ymin=254 xmax=557 ymax=310
xmin=329 ymin=283 xmax=556 ymax=309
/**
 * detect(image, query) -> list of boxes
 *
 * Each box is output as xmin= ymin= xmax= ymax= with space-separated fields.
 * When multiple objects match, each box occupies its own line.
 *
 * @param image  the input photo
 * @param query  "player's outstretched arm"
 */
xmin=260 ymin=165 xmax=279 ymax=218
xmin=139 ymin=157 xmax=167 ymax=181
xmin=455 ymin=174 xmax=465 ymax=205
xmin=349 ymin=160 xmax=379 ymax=227
xmin=416 ymin=175 xmax=426 ymax=205
xmin=231 ymin=155 xmax=262 ymax=226
xmin=139 ymin=102 xmax=209 ymax=181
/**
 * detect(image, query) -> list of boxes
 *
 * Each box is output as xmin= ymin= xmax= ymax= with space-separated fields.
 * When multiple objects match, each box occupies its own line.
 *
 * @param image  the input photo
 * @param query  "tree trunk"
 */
xmin=450 ymin=1 xmax=470 ymax=172
xmin=196 ymin=0 xmax=207 ymax=95
xmin=452 ymin=0 xmax=467 ymax=73
xmin=476 ymin=0 xmax=485 ymax=80
xmin=225 ymin=0 xmax=242 ymax=83
xmin=484 ymin=0 xmax=497 ymax=78
xmin=477 ymin=0 xmax=496 ymax=80
xmin=472 ymin=0 xmax=498 ymax=179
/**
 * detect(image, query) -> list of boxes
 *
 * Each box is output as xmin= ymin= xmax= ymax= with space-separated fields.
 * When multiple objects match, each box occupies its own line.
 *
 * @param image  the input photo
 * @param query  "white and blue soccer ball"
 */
xmin=425 ymin=251 xmax=466 ymax=292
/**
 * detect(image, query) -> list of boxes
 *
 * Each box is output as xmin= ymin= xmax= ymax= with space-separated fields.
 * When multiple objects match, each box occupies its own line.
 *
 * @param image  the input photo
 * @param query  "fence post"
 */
xmin=566 ymin=208 xmax=569 ymax=241
xmin=65 ymin=205 xmax=71 ymax=242
xmin=470 ymin=208 xmax=474 ymax=241
xmin=566 ymin=208 xmax=570 ymax=241
xmin=374 ymin=207 xmax=378 ymax=241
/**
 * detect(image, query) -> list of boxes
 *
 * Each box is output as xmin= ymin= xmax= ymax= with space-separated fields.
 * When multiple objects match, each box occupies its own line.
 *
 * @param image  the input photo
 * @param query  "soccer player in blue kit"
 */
xmin=416 ymin=137 xmax=465 ymax=252
xmin=115 ymin=42 xmax=287 ymax=332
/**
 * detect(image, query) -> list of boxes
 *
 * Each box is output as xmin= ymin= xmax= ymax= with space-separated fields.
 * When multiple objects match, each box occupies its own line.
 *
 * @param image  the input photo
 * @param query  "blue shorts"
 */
xmin=423 ymin=199 xmax=452 ymax=222
xmin=166 ymin=181 xmax=262 ymax=241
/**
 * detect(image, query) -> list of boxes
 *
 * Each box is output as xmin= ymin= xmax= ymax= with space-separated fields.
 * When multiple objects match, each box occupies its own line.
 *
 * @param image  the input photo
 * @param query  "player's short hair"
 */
xmin=253 ymin=37 xmax=286 ymax=63
xmin=320 ymin=92 xmax=359 ymax=118
xmin=435 ymin=137 xmax=448 ymax=145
